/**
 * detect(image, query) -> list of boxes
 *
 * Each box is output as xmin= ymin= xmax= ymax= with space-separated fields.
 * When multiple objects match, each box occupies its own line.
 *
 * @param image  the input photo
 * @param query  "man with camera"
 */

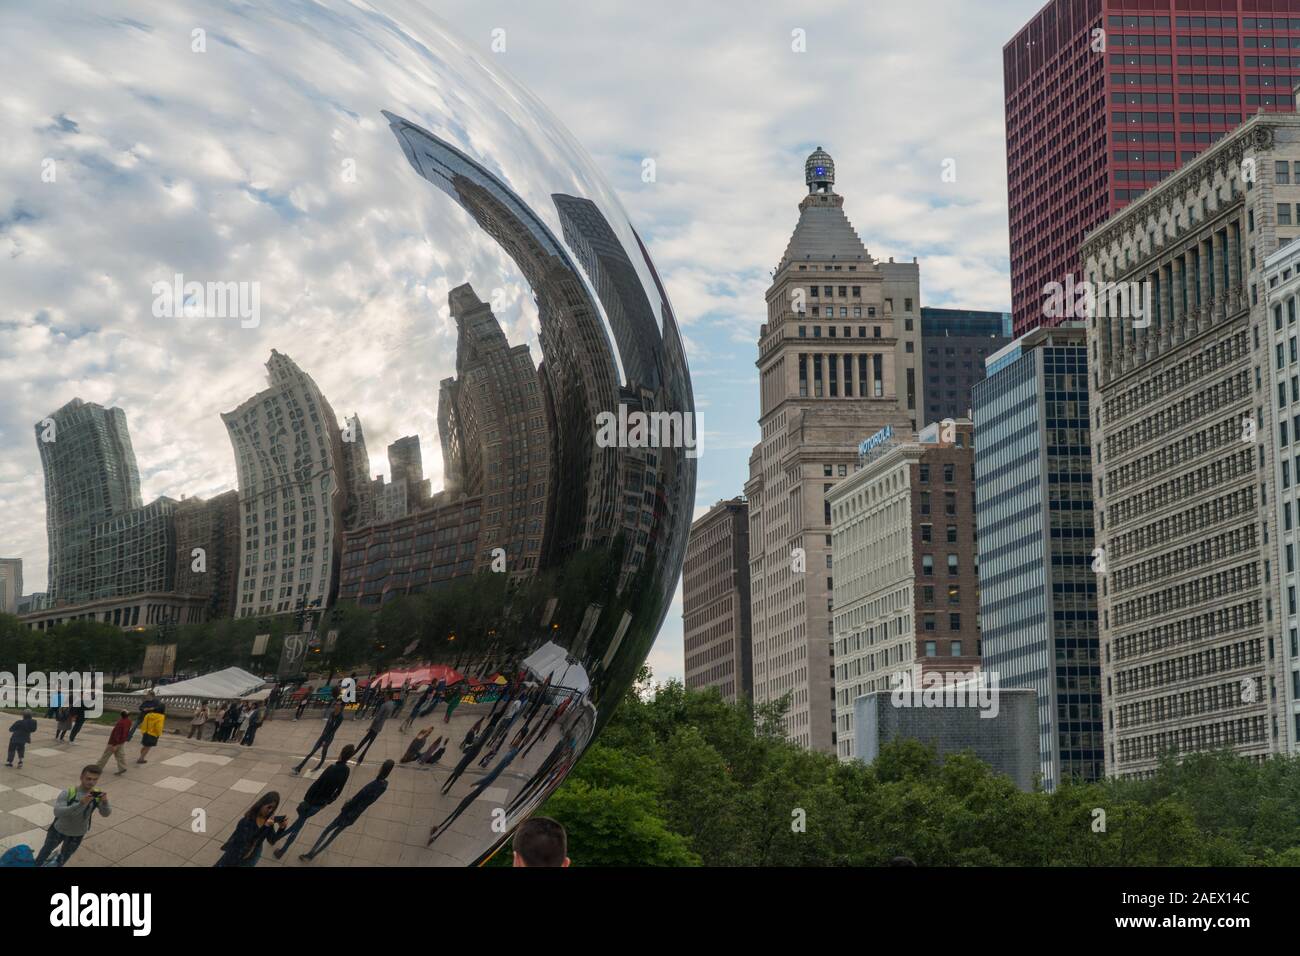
xmin=34 ymin=764 xmax=112 ymax=867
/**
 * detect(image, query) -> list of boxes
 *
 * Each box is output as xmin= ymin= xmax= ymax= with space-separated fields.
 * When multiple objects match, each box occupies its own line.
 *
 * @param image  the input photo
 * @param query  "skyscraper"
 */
xmin=919 ymin=307 xmax=1013 ymax=424
xmin=173 ymin=490 xmax=241 ymax=620
xmin=339 ymin=414 xmax=374 ymax=531
xmin=36 ymin=398 xmax=143 ymax=607
xmin=553 ymin=192 xmax=665 ymax=393
xmin=221 ymin=350 xmax=349 ymax=618
xmin=683 ymin=497 xmax=753 ymax=703
xmin=973 ymin=324 xmax=1102 ymax=790
xmin=439 ymin=283 xmax=553 ymax=577
xmin=369 ymin=436 xmax=433 ymax=524
xmin=745 ymin=148 xmax=920 ymax=752
xmin=1004 ymin=1 xmax=1300 ymax=337
xmin=1084 ymin=112 xmax=1299 ymax=777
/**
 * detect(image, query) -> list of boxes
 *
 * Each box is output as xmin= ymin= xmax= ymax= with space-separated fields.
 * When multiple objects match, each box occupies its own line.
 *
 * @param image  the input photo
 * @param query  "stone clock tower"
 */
xmin=744 ymin=148 xmax=921 ymax=753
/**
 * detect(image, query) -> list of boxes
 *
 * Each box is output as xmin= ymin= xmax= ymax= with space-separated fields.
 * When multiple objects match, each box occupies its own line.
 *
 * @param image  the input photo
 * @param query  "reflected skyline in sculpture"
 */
xmin=0 ymin=0 xmax=695 ymax=866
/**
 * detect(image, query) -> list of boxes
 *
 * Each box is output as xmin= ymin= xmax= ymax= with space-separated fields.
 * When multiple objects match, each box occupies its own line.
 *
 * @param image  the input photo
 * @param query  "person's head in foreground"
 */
xmin=513 ymin=816 xmax=569 ymax=867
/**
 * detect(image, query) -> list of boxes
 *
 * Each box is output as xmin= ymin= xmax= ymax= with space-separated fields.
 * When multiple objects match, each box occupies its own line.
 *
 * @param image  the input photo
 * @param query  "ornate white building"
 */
xmin=222 ymin=351 xmax=348 ymax=618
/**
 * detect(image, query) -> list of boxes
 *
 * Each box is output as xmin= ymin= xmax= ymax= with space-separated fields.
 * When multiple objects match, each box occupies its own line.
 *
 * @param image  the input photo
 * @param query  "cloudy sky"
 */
xmin=0 ymin=0 xmax=1033 ymax=685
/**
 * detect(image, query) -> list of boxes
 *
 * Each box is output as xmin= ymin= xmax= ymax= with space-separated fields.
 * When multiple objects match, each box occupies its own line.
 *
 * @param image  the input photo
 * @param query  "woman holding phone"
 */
xmin=214 ymin=792 xmax=287 ymax=867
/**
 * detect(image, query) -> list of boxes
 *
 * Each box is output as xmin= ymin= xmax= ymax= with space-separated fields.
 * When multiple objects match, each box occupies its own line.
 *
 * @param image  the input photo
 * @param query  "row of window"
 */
xmin=1111 ymin=14 xmax=1300 ymax=27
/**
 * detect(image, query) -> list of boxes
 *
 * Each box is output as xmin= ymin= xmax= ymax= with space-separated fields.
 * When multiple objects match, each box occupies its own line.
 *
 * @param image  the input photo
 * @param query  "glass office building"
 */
xmin=973 ymin=324 xmax=1102 ymax=790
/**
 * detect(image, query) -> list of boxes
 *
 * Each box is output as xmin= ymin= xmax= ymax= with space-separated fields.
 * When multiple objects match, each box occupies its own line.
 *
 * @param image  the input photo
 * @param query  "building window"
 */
xmin=921 ymin=523 xmax=932 ymax=543
xmin=922 ymin=554 xmax=934 ymax=576
xmin=950 ymin=640 xmax=963 ymax=656
xmin=949 ymin=613 xmax=961 ymax=631
xmin=924 ymin=640 xmax=937 ymax=657
xmin=947 ymin=553 xmax=958 ymax=575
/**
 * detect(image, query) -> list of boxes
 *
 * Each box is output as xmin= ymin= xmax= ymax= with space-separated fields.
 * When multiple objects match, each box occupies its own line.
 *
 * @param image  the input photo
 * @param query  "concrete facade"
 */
xmin=683 ymin=497 xmax=753 ymax=703
xmin=1083 ymin=113 xmax=1300 ymax=778
xmin=173 ymin=490 xmax=241 ymax=620
xmin=221 ymin=350 xmax=349 ymax=619
xmin=827 ymin=420 xmax=982 ymax=761
xmin=746 ymin=148 xmax=918 ymax=752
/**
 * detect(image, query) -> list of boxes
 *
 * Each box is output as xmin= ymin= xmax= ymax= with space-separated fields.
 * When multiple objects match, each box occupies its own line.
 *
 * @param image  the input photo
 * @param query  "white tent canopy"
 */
xmin=522 ymin=642 xmax=590 ymax=694
xmin=137 ymin=667 xmax=268 ymax=701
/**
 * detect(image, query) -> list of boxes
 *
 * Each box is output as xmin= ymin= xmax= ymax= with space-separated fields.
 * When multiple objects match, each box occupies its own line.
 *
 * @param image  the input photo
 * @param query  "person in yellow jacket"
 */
xmin=137 ymin=706 xmax=166 ymax=764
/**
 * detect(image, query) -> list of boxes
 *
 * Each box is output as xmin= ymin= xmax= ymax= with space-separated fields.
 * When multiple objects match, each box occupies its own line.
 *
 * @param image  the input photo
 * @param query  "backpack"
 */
xmin=0 ymin=844 xmax=35 ymax=867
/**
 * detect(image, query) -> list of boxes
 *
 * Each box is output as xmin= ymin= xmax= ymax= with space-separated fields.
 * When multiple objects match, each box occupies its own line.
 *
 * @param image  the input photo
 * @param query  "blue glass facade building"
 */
xmin=973 ymin=324 xmax=1102 ymax=790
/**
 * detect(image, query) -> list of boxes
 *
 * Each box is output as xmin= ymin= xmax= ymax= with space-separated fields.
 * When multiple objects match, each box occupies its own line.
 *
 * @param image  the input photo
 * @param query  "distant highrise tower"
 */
xmin=439 ymin=284 xmax=553 ymax=576
xmin=36 ymin=398 xmax=143 ymax=607
xmin=745 ymin=148 xmax=920 ymax=753
xmin=1004 ymin=1 xmax=1300 ymax=337
xmin=0 ymin=558 xmax=22 ymax=614
xmin=683 ymin=498 xmax=752 ymax=703
xmin=339 ymin=414 xmax=374 ymax=531
xmin=221 ymin=350 xmax=348 ymax=618
xmin=973 ymin=324 xmax=1102 ymax=790
xmin=173 ymin=491 xmax=241 ymax=620
xmin=919 ymin=308 xmax=1012 ymax=424
xmin=370 ymin=435 xmax=433 ymax=524
xmin=553 ymin=193 xmax=664 ymax=393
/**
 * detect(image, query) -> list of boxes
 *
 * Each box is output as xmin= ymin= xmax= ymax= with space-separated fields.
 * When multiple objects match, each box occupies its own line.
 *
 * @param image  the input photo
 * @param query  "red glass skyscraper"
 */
xmin=1005 ymin=0 xmax=1300 ymax=336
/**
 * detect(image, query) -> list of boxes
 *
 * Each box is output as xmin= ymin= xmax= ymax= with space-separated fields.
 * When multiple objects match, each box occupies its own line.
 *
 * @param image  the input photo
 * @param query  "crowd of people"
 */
xmin=3 ymin=668 xmax=583 ymax=868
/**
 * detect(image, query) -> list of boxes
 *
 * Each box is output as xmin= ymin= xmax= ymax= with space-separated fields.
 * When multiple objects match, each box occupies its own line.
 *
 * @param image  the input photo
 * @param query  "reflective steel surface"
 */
xmin=0 ymin=0 xmax=694 ymax=865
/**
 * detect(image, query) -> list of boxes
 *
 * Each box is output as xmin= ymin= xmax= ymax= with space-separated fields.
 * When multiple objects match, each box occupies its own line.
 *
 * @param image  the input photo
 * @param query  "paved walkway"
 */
xmin=0 ymin=699 xmax=563 ymax=867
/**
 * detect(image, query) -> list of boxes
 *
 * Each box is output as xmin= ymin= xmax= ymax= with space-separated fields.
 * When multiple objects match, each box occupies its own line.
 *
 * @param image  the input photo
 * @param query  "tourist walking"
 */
xmin=6 ymin=710 xmax=37 ymax=768
xmin=298 ymin=760 xmax=394 ymax=863
xmin=136 ymin=706 xmax=165 ymax=764
xmin=54 ymin=705 xmax=72 ymax=742
xmin=350 ymin=696 xmax=395 ymax=765
xmin=128 ymin=691 xmax=161 ymax=741
xmin=68 ymin=704 xmax=87 ymax=743
xmin=241 ymin=702 xmax=266 ymax=746
xmin=273 ymin=745 xmax=354 ymax=859
xmin=291 ymin=700 xmax=346 ymax=774
xmin=97 ymin=711 xmax=132 ymax=775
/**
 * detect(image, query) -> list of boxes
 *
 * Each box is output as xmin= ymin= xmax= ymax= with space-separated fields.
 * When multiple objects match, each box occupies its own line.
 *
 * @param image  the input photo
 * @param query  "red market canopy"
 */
xmin=370 ymin=665 xmax=463 ymax=689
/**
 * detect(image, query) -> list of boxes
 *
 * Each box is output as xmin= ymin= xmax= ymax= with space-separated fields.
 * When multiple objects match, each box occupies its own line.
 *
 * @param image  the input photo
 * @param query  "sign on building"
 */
xmin=141 ymin=644 xmax=177 ymax=680
xmin=857 ymin=424 xmax=894 ymax=458
xmin=278 ymin=632 xmax=308 ymax=677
